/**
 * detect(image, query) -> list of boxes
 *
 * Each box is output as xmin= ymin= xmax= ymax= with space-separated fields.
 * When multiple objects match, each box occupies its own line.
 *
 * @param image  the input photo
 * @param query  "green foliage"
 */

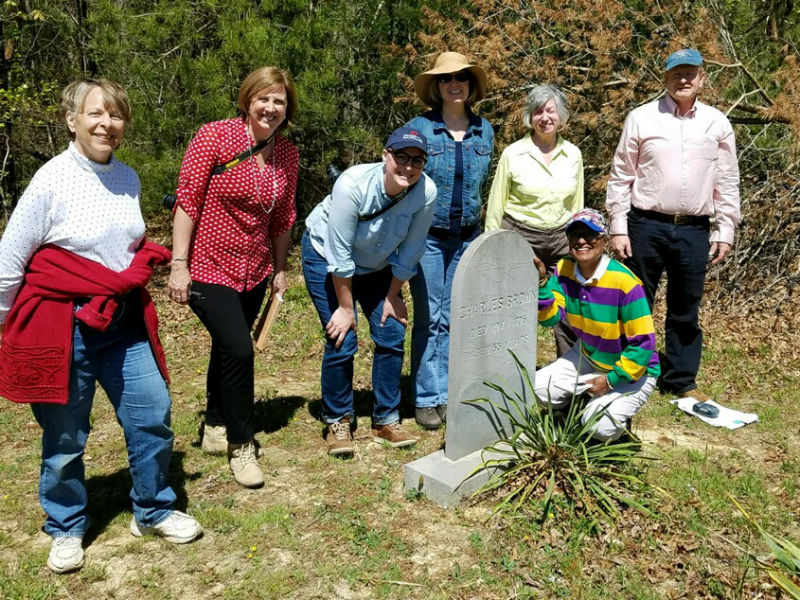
xmin=471 ymin=352 xmax=662 ymax=525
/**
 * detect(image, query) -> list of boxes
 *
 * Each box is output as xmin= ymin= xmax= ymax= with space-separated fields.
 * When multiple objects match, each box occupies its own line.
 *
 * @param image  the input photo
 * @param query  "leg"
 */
xmin=581 ymin=376 xmax=656 ymax=441
xmin=661 ymin=224 xmax=710 ymax=393
xmin=533 ymin=345 xmax=585 ymax=409
xmin=97 ymin=322 xmax=176 ymax=526
xmin=189 ymin=281 xmax=266 ymax=444
xmin=356 ymin=267 xmax=406 ymax=426
xmin=301 ymin=231 xmax=357 ymax=424
xmin=30 ymin=322 xmax=97 ymax=537
xmin=625 ymin=212 xmax=667 ymax=309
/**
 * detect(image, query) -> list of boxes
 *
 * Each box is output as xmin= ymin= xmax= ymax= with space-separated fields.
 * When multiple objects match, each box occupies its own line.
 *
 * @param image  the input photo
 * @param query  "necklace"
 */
xmin=246 ymin=124 xmax=277 ymax=217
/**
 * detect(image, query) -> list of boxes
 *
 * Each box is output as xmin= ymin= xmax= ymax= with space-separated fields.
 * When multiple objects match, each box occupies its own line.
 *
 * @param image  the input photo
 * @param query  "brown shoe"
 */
xmin=372 ymin=421 xmax=418 ymax=448
xmin=684 ymin=388 xmax=711 ymax=402
xmin=326 ymin=417 xmax=354 ymax=456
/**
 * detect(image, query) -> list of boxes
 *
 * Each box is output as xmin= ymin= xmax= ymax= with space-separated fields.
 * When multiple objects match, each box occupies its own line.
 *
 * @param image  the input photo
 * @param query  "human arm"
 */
xmin=388 ymin=178 xmax=437 ymax=282
xmin=168 ymin=206 xmax=194 ymax=304
xmin=605 ymin=113 xmax=639 ymax=258
xmin=607 ymin=282 xmax=657 ymax=387
xmin=536 ymin=259 xmax=566 ymax=327
xmin=270 ymin=228 xmax=291 ymax=297
xmin=485 ymin=151 xmax=510 ymax=230
xmin=326 ymin=274 xmax=356 ymax=348
xmin=380 ymin=276 xmax=408 ymax=327
xmin=709 ymin=120 xmax=740 ymax=259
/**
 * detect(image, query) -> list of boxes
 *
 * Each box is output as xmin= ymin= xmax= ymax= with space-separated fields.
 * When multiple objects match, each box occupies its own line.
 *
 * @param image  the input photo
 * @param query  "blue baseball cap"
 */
xmin=665 ymin=48 xmax=703 ymax=71
xmin=566 ymin=208 xmax=606 ymax=234
xmin=384 ymin=126 xmax=427 ymax=154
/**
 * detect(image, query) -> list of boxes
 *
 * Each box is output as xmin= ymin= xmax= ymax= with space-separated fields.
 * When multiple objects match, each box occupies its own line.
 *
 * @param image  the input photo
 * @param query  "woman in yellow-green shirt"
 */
xmin=486 ymin=84 xmax=583 ymax=356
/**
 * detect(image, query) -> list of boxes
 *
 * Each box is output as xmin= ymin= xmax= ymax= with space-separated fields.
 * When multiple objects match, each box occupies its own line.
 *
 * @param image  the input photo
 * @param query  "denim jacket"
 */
xmin=405 ymin=110 xmax=494 ymax=230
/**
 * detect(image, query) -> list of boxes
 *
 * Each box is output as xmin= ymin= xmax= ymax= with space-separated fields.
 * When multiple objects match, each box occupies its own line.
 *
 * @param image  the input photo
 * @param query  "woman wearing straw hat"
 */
xmin=486 ymin=84 xmax=583 ymax=357
xmin=405 ymin=51 xmax=495 ymax=430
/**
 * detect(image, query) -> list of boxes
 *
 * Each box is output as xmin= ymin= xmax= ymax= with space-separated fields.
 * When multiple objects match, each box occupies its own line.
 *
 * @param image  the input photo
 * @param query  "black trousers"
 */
xmin=189 ymin=278 xmax=269 ymax=444
xmin=626 ymin=209 xmax=710 ymax=394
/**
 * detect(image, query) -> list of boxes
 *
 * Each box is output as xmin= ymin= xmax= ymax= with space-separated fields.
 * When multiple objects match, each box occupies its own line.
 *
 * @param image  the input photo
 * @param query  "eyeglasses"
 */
xmin=436 ymin=71 xmax=470 ymax=84
xmin=566 ymin=228 xmax=602 ymax=243
xmin=389 ymin=150 xmax=426 ymax=169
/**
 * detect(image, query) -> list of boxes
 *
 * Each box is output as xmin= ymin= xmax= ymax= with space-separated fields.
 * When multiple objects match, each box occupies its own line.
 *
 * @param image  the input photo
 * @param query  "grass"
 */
xmin=0 ymin=246 xmax=799 ymax=599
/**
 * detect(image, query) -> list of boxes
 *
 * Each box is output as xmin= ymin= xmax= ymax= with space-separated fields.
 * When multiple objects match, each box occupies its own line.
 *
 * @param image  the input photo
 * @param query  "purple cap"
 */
xmin=566 ymin=208 xmax=606 ymax=234
xmin=384 ymin=126 xmax=427 ymax=154
xmin=665 ymin=48 xmax=703 ymax=71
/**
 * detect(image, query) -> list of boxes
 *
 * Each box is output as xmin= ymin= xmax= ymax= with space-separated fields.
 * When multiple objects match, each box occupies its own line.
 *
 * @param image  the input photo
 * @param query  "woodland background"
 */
xmin=1 ymin=0 xmax=798 ymax=311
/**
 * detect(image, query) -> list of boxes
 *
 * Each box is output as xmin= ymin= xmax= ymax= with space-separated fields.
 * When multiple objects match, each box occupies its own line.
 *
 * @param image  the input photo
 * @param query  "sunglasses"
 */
xmin=436 ymin=71 xmax=470 ymax=84
xmin=566 ymin=228 xmax=602 ymax=243
xmin=389 ymin=149 xmax=427 ymax=169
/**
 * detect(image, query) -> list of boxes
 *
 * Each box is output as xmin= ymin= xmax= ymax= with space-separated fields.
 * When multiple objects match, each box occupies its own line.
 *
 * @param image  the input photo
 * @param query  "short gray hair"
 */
xmin=522 ymin=84 xmax=569 ymax=129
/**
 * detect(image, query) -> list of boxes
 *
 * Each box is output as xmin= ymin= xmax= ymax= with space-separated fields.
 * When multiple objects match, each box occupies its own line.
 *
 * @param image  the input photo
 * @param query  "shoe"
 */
xmin=372 ymin=422 xmax=418 ymax=448
xmin=47 ymin=536 xmax=84 ymax=574
xmin=228 ymin=441 xmax=265 ymax=488
xmin=326 ymin=417 xmax=355 ymax=457
xmin=683 ymin=388 xmax=711 ymax=402
xmin=201 ymin=424 xmax=228 ymax=455
xmin=130 ymin=510 xmax=203 ymax=544
xmin=415 ymin=407 xmax=442 ymax=430
xmin=436 ymin=404 xmax=447 ymax=424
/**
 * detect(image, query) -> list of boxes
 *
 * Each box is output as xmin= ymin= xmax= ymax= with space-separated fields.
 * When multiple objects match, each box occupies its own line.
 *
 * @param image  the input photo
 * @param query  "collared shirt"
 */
xmin=606 ymin=94 xmax=740 ymax=244
xmin=305 ymin=162 xmax=437 ymax=281
xmin=175 ymin=118 xmax=298 ymax=291
xmin=538 ymin=255 xmax=660 ymax=387
xmin=486 ymin=133 xmax=584 ymax=231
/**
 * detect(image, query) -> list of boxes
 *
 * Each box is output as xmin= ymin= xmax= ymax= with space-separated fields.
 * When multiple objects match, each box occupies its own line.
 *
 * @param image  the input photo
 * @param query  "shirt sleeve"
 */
xmin=485 ymin=150 xmax=510 ymax=230
xmin=0 ymin=172 xmax=51 ymax=322
xmin=574 ymin=150 xmax=585 ymax=211
xmin=537 ymin=265 xmax=566 ymax=327
xmin=710 ymin=121 xmax=741 ymax=244
xmin=175 ymin=122 xmax=220 ymax=222
xmin=324 ymin=173 xmax=362 ymax=278
xmin=605 ymin=112 xmax=639 ymax=236
xmin=607 ymin=282 xmax=658 ymax=387
xmin=389 ymin=179 xmax=437 ymax=282
xmin=268 ymin=142 xmax=299 ymax=239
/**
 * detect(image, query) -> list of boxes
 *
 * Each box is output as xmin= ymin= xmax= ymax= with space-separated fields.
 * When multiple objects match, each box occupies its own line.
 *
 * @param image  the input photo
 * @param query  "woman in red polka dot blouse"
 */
xmin=168 ymin=66 xmax=299 ymax=489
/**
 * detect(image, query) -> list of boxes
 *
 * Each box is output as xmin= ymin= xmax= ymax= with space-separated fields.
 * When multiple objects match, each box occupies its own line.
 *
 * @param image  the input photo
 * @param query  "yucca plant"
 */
xmin=729 ymin=495 xmax=800 ymax=599
xmin=470 ymin=351 xmax=661 ymax=524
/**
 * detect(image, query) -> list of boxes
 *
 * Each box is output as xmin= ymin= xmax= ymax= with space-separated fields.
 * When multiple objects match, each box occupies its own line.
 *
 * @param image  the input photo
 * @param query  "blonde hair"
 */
xmin=237 ymin=66 xmax=297 ymax=131
xmin=60 ymin=79 xmax=132 ymax=139
xmin=425 ymin=70 xmax=480 ymax=111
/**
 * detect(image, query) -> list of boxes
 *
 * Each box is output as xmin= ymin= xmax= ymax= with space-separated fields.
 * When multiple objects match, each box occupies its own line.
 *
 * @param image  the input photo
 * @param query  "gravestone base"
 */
xmin=403 ymin=446 xmax=508 ymax=509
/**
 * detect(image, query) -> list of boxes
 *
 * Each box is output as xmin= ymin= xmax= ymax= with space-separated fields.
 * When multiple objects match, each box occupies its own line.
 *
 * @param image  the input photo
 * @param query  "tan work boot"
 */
xmin=228 ymin=440 xmax=264 ymax=488
xmin=201 ymin=424 xmax=228 ymax=455
xmin=372 ymin=421 xmax=418 ymax=448
xmin=326 ymin=417 xmax=355 ymax=456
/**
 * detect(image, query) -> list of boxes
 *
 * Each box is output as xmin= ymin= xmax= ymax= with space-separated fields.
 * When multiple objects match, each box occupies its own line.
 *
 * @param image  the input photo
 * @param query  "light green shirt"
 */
xmin=486 ymin=134 xmax=584 ymax=230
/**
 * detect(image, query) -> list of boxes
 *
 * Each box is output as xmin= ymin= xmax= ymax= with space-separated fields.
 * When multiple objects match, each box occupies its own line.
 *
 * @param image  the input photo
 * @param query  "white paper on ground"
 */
xmin=671 ymin=398 xmax=759 ymax=430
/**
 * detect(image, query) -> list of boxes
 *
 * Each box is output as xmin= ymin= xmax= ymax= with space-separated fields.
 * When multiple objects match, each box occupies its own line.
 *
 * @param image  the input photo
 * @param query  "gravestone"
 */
xmin=404 ymin=230 xmax=539 ymax=507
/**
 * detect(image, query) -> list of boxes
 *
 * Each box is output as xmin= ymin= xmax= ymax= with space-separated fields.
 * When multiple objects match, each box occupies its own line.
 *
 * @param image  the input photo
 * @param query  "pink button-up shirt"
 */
xmin=605 ymin=94 xmax=740 ymax=244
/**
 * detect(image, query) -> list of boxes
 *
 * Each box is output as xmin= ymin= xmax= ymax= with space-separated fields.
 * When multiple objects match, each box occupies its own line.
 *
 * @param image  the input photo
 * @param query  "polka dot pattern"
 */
xmin=0 ymin=143 xmax=145 ymax=321
xmin=175 ymin=118 xmax=299 ymax=291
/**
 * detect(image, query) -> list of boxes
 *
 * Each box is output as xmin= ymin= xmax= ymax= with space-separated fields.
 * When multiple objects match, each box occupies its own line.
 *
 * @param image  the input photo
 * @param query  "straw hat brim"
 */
xmin=414 ymin=58 xmax=487 ymax=105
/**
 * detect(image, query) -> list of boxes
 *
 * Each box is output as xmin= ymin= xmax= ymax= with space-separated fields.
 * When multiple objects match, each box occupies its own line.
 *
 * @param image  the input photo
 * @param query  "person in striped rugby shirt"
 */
xmin=533 ymin=208 xmax=660 ymax=441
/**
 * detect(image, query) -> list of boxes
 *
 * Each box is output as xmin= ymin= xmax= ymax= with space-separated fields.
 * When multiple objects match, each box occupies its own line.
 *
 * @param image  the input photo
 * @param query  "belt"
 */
xmin=428 ymin=222 xmax=479 ymax=241
xmin=631 ymin=206 xmax=709 ymax=226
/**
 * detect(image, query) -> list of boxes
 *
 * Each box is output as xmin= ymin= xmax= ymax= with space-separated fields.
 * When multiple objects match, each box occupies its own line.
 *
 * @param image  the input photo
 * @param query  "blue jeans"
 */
xmin=626 ymin=209 xmax=710 ymax=393
xmin=301 ymin=230 xmax=405 ymax=425
xmin=31 ymin=316 xmax=176 ymax=537
xmin=409 ymin=232 xmax=475 ymax=407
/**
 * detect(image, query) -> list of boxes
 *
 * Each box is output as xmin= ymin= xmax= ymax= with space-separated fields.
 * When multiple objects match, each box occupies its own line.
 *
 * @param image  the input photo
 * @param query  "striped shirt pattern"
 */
xmin=538 ymin=256 xmax=660 ymax=387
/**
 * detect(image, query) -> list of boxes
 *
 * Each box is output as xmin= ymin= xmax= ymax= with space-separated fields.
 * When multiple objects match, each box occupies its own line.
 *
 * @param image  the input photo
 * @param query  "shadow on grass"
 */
xmin=253 ymin=395 xmax=306 ymax=434
xmin=305 ymin=374 xmax=417 ymax=426
xmin=82 ymin=450 xmax=201 ymax=546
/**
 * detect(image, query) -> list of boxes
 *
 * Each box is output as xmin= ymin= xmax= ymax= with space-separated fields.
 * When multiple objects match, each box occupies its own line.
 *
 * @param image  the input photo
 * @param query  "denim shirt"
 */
xmin=305 ymin=163 xmax=437 ymax=281
xmin=405 ymin=110 xmax=494 ymax=231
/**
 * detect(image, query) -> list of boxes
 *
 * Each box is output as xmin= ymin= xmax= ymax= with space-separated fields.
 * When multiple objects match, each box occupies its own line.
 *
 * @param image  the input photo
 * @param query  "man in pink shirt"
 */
xmin=605 ymin=48 xmax=740 ymax=400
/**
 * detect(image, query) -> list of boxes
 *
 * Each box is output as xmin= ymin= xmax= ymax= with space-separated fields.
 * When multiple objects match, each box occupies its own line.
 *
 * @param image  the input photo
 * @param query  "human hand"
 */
xmin=381 ymin=294 xmax=408 ymax=327
xmin=325 ymin=307 xmax=356 ymax=348
xmin=533 ymin=256 xmax=547 ymax=281
xmin=610 ymin=235 xmax=632 ymax=260
xmin=168 ymin=262 xmax=192 ymax=304
xmin=271 ymin=270 xmax=288 ymax=297
xmin=588 ymin=374 xmax=612 ymax=396
xmin=709 ymin=242 xmax=732 ymax=266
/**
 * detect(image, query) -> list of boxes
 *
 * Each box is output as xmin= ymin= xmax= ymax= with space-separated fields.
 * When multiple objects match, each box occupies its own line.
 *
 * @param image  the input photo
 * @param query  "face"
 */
xmin=567 ymin=223 xmax=606 ymax=267
xmin=66 ymin=86 xmax=126 ymax=164
xmin=382 ymin=146 xmax=426 ymax=192
xmin=246 ymin=85 xmax=287 ymax=139
xmin=436 ymin=70 xmax=470 ymax=106
xmin=665 ymin=65 xmax=706 ymax=105
xmin=530 ymin=98 xmax=561 ymax=139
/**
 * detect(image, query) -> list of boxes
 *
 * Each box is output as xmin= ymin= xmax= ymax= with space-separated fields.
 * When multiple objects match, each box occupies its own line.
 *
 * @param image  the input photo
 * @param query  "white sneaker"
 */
xmin=201 ymin=424 xmax=228 ymax=455
xmin=130 ymin=510 xmax=203 ymax=544
xmin=228 ymin=441 xmax=265 ymax=488
xmin=47 ymin=536 xmax=84 ymax=574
